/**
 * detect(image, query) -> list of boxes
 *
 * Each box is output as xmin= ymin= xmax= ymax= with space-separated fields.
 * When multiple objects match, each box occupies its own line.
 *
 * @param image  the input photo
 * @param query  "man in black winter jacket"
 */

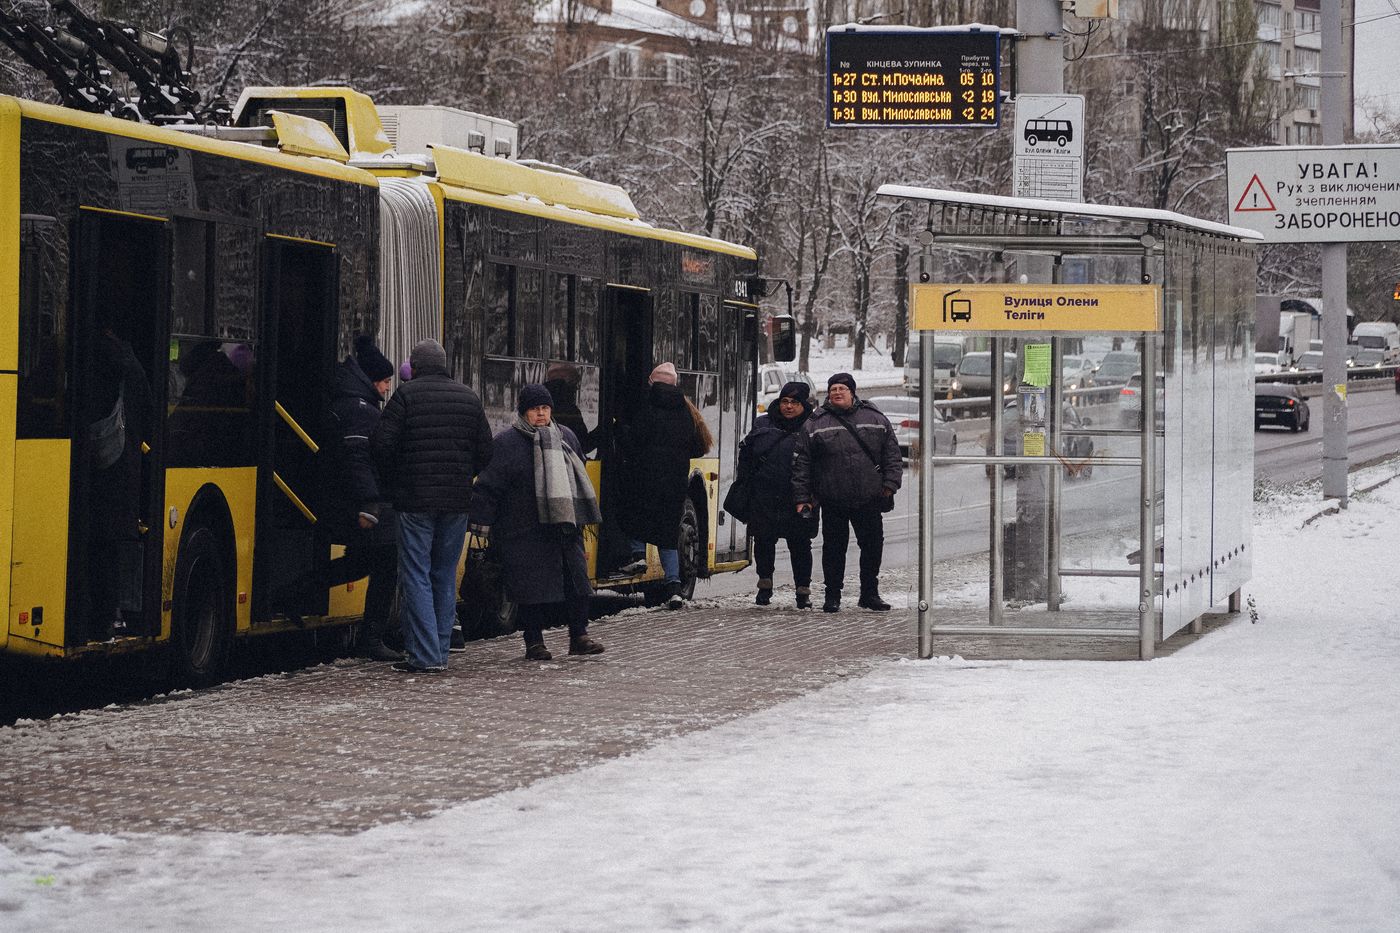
xmin=371 ymin=339 xmax=493 ymax=673
xmin=792 ymin=372 xmax=902 ymax=613
xmin=324 ymin=337 xmax=401 ymax=661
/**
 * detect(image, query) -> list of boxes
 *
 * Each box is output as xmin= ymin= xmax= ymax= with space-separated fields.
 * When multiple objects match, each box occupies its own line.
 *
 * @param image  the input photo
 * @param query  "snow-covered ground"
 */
xmin=804 ymin=342 xmax=906 ymax=392
xmin=4 ymin=467 xmax=1400 ymax=931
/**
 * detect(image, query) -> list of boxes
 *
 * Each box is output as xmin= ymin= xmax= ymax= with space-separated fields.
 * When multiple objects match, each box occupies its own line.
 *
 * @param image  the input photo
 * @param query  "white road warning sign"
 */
xmin=1226 ymin=145 xmax=1400 ymax=243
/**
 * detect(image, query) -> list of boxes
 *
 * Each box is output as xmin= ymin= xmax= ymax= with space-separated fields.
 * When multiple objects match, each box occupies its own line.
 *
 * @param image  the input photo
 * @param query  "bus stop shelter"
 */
xmin=877 ymin=187 xmax=1262 ymax=660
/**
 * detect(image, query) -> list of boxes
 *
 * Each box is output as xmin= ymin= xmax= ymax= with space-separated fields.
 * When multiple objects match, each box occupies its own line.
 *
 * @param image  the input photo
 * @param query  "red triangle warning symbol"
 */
xmin=1234 ymin=174 xmax=1276 ymax=212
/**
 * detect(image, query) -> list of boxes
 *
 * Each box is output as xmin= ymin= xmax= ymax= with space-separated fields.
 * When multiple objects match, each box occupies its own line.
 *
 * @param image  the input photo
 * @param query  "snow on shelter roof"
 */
xmin=826 ymin=23 xmax=1019 ymax=35
xmin=877 ymin=185 xmax=1263 ymax=241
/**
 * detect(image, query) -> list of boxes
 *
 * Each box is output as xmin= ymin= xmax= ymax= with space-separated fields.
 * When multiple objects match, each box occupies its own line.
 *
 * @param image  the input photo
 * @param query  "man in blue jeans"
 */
xmin=372 ymin=339 xmax=493 ymax=673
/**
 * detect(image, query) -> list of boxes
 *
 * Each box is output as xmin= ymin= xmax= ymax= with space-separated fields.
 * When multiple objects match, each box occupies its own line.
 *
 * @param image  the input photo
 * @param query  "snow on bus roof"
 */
xmin=877 ymin=185 xmax=1264 ymax=241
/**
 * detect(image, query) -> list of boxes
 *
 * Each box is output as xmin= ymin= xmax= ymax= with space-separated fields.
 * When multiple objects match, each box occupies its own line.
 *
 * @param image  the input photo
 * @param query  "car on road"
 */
xmin=1062 ymin=355 xmax=1097 ymax=397
xmin=756 ymin=365 xmax=816 ymax=414
xmin=951 ymin=351 xmax=1018 ymax=397
xmin=985 ymin=400 xmax=1096 ymax=479
xmin=1092 ymin=351 xmax=1140 ymax=387
xmin=1291 ymin=350 xmax=1324 ymax=373
xmin=905 ymin=338 xmax=968 ymax=397
xmin=1351 ymin=348 xmax=1387 ymax=369
xmin=1255 ymin=383 xmax=1310 ymax=432
xmin=868 ymin=395 xmax=956 ymax=459
xmin=1254 ymin=352 xmax=1283 ymax=375
xmin=1118 ymin=372 xmax=1166 ymax=427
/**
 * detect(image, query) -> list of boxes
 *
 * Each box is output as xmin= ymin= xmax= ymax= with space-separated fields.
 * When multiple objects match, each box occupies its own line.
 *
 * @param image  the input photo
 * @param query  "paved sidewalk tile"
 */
xmin=0 ymin=601 xmax=912 ymax=836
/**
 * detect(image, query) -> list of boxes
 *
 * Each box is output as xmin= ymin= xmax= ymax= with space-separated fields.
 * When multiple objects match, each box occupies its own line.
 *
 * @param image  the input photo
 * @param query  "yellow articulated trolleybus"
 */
xmin=1 ymin=85 xmax=789 ymax=684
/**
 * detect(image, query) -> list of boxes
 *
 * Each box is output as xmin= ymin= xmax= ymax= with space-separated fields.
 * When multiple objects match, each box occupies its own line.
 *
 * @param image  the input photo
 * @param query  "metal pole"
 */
xmin=1048 ymin=335 xmax=1062 ymax=611
xmin=1139 ymin=333 xmax=1158 ymax=660
xmin=989 ymin=335 xmax=1004 ymax=625
xmin=918 ymin=330 xmax=936 ymax=659
xmin=1015 ymin=0 xmax=1064 ymax=95
xmin=1320 ymin=0 xmax=1349 ymax=505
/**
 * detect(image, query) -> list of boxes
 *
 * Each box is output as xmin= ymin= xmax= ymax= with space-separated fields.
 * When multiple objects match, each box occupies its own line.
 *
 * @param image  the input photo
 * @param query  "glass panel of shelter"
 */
xmin=925 ymin=329 xmax=1153 ymax=630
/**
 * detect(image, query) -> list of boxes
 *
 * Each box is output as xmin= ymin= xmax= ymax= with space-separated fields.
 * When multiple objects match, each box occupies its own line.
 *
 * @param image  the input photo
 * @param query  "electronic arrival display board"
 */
xmin=826 ymin=28 xmax=1002 ymax=128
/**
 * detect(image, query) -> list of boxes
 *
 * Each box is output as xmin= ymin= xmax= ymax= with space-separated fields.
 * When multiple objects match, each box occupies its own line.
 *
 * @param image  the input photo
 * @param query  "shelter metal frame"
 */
xmin=879 ymin=187 xmax=1261 ymax=661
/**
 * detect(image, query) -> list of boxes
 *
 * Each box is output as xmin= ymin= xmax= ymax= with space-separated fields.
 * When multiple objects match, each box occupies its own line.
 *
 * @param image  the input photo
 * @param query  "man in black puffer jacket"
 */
xmin=372 ymin=339 xmax=493 ymax=673
xmin=792 ymin=372 xmax=902 ymax=613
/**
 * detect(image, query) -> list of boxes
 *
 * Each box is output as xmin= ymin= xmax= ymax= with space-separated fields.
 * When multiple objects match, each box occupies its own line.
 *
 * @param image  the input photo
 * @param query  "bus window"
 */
xmin=677 ymin=292 xmax=698 ymax=371
xmin=167 ymin=219 xmax=257 ymax=469
xmin=653 ymin=289 xmax=677 ymax=366
xmin=489 ymin=211 xmax=537 ymax=262
xmin=516 ymin=267 xmax=542 ymax=359
xmin=548 ymin=272 xmax=573 ymax=361
xmin=17 ymin=215 xmax=68 ymax=438
xmin=485 ymin=263 xmax=512 ymax=357
xmin=576 ymin=277 xmax=599 ymax=364
xmin=698 ymin=294 xmax=719 ymax=372
xmin=172 ymin=218 xmax=213 ymax=337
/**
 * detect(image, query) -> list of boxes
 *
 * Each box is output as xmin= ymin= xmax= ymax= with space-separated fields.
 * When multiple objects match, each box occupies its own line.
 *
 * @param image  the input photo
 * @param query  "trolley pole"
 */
xmin=1320 ymin=1 xmax=1349 ymax=506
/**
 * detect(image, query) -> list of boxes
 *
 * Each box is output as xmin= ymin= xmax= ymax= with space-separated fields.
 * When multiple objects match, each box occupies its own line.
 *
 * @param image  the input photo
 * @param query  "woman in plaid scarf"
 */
xmin=469 ymin=384 xmax=605 ymax=660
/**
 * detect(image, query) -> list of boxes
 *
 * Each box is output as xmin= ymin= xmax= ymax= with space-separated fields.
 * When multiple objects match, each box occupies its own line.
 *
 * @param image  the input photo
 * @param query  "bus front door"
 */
xmin=69 ymin=210 xmax=170 ymax=644
xmin=254 ymin=237 xmax=337 ymax=623
xmin=715 ymin=302 xmax=756 ymax=563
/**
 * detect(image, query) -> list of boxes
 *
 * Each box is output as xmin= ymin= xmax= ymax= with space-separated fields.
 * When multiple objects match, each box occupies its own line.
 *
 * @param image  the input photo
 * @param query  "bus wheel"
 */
xmin=1057 ymin=135 xmax=1068 ymax=147
xmin=676 ymin=497 xmax=701 ymax=601
xmin=1026 ymin=134 xmax=1038 ymax=146
xmin=171 ymin=524 xmax=233 ymax=688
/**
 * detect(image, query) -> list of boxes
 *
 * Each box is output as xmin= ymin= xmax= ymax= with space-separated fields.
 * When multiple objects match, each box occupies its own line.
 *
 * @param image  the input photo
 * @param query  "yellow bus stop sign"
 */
xmin=911 ymin=283 xmax=1161 ymax=332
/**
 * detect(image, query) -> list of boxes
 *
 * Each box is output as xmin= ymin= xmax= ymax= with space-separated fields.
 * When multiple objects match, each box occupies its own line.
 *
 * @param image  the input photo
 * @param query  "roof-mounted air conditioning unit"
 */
xmin=379 ymin=104 xmax=519 ymax=159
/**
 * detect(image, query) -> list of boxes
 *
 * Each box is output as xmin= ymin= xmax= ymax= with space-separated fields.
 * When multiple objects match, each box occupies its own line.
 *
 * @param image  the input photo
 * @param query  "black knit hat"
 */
xmin=353 ymin=335 xmax=394 ymax=382
xmin=778 ymin=381 xmax=811 ymax=405
xmin=827 ymin=372 xmax=857 ymax=393
xmin=518 ymin=383 xmax=554 ymax=415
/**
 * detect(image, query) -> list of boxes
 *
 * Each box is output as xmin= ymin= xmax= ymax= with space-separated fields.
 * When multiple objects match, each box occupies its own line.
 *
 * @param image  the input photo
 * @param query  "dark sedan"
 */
xmin=1255 ymin=383 xmax=1311 ymax=432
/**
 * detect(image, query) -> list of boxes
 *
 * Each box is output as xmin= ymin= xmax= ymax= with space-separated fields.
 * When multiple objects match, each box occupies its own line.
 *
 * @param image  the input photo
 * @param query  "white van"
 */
xmin=905 ymin=336 xmax=970 ymax=397
xmin=756 ymin=364 xmax=816 ymax=413
xmin=1351 ymin=322 xmax=1400 ymax=363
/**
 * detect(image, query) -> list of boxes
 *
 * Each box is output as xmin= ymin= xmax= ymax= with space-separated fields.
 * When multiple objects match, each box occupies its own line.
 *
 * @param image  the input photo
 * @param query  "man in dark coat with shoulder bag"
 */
xmin=735 ymin=381 xmax=819 ymax=608
xmin=792 ymin=372 xmax=902 ymax=613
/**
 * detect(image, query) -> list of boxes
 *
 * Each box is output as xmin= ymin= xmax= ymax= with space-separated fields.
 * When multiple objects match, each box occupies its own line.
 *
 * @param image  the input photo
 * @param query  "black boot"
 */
xmin=822 ymin=590 xmax=841 ymax=613
xmin=795 ymin=586 xmax=812 ymax=610
xmin=755 ymin=578 xmax=773 ymax=606
xmin=858 ymin=589 xmax=892 ymax=611
xmin=358 ymin=635 xmax=402 ymax=662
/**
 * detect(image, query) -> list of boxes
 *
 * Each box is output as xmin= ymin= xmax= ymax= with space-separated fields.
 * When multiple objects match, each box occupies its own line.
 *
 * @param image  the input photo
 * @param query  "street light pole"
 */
xmin=1320 ymin=1 xmax=1349 ymax=505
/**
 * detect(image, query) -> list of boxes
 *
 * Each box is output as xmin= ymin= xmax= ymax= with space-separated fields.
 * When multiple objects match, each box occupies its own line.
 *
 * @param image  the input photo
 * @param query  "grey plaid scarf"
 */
xmin=514 ymin=417 xmax=602 ymax=528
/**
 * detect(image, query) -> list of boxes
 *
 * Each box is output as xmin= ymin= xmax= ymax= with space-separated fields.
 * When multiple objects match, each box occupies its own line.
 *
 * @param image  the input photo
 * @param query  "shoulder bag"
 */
xmin=833 ymin=412 xmax=896 ymax=513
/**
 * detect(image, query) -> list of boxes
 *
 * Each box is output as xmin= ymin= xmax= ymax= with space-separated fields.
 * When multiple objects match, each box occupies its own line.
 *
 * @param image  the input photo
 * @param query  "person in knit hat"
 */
xmin=469 ymin=383 xmax=605 ymax=660
xmin=614 ymin=361 xmax=711 ymax=608
xmin=735 ymin=380 xmax=818 ymax=608
xmin=372 ymin=337 xmax=494 ymax=672
xmin=354 ymin=336 xmax=395 ymax=385
xmin=649 ymin=361 xmax=678 ymax=385
xmin=791 ymin=370 xmax=902 ymax=613
xmin=323 ymin=336 xmax=400 ymax=660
